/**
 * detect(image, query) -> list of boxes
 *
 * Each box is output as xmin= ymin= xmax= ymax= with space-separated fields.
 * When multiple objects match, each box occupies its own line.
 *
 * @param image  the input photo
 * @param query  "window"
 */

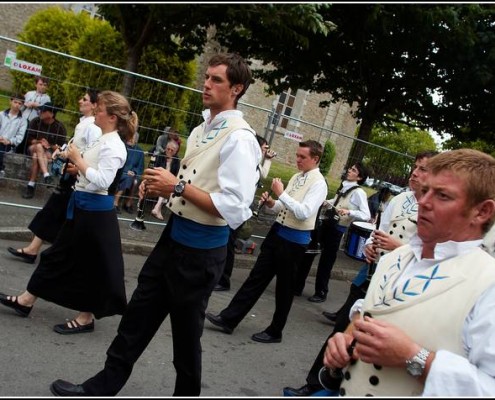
xmin=274 ymin=89 xmax=296 ymax=129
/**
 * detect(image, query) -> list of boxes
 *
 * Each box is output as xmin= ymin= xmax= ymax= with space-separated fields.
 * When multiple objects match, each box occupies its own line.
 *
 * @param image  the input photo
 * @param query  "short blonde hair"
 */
xmin=427 ymin=149 xmax=495 ymax=232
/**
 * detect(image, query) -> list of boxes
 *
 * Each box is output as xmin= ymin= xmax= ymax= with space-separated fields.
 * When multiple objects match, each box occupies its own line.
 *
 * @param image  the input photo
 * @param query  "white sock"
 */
xmin=43 ymin=172 xmax=50 ymax=178
xmin=28 ymin=181 xmax=35 ymax=187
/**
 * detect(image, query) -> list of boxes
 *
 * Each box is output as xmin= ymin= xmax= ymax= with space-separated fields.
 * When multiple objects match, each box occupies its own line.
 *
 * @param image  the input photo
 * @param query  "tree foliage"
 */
xmin=214 ymin=4 xmax=495 ymax=155
xmin=12 ymin=6 xmax=197 ymax=142
xmin=365 ymin=121 xmax=437 ymax=185
xmin=319 ymin=139 xmax=336 ymax=176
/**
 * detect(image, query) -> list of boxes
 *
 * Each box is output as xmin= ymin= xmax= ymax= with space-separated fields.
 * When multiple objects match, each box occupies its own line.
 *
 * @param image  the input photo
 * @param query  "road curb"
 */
xmin=0 ymin=227 xmax=356 ymax=282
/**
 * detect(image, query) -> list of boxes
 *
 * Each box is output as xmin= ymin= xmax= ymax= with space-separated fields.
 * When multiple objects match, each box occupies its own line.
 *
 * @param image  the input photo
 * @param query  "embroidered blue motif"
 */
xmin=201 ymin=119 xmax=228 ymax=144
xmin=375 ymin=260 xmax=449 ymax=307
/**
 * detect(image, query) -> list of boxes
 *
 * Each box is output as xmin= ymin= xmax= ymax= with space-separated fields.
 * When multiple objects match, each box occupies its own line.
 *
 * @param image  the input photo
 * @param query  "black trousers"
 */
xmin=82 ymin=216 xmax=226 ymax=396
xmin=217 ymin=227 xmax=238 ymax=288
xmin=314 ymin=223 xmax=344 ymax=295
xmin=219 ymin=226 xmax=306 ymax=337
xmin=306 ymin=281 xmax=369 ymax=387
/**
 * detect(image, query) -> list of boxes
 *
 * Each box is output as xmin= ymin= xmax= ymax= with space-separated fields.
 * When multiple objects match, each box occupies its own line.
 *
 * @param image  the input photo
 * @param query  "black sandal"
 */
xmin=53 ymin=319 xmax=95 ymax=335
xmin=0 ymin=293 xmax=33 ymax=317
xmin=7 ymin=247 xmax=36 ymax=264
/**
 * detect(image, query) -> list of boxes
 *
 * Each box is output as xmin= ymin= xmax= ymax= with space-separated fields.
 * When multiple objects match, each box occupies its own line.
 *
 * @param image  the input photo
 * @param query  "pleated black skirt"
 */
xmin=28 ymin=189 xmax=72 ymax=243
xmin=27 ymin=206 xmax=127 ymax=319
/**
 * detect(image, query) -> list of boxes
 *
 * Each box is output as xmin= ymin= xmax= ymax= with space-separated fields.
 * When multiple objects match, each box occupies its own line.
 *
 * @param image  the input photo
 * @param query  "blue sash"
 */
xmin=66 ymin=191 xmax=115 ymax=220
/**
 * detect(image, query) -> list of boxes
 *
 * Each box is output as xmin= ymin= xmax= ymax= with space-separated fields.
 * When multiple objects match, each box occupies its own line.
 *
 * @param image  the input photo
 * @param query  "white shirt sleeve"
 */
xmin=423 ymin=284 xmax=495 ymax=396
xmin=348 ymin=188 xmax=371 ymax=222
xmin=83 ymin=123 xmax=102 ymax=148
xmin=210 ymin=129 xmax=262 ymax=230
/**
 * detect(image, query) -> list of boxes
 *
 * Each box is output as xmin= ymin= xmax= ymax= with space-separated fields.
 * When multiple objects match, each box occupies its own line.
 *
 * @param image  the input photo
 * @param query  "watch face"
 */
xmin=407 ymin=360 xmax=423 ymax=377
xmin=175 ymin=181 xmax=186 ymax=195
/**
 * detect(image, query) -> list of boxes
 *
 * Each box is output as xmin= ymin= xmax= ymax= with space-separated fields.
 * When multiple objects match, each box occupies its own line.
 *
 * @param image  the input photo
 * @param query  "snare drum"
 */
xmin=344 ymin=221 xmax=375 ymax=261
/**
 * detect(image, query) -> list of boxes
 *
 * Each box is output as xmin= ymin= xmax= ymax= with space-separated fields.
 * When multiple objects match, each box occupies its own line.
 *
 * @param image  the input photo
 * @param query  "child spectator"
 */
xmin=0 ymin=93 xmax=27 ymax=177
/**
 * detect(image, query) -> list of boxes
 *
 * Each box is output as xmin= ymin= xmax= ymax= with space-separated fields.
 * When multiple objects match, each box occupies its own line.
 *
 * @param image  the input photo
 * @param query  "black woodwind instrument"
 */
xmin=366 ymin=209 xmax=382 ymax=281
xmin=129 ymin=153 xmax=157 ymax=231
xmin=252 ymin=190 xmax=273 ymax=218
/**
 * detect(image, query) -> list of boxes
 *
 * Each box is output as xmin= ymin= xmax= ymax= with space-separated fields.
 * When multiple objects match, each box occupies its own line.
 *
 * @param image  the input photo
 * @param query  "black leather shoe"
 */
xmin=22 ymin=185 xmax=35 ymax=199
xmin=205 ymin=312 xmax=233 ymax=334
xmin=0 ymin=293 xmax=33 ymax=317
xmin=7 ymin=247 xmax=37 ymax=264
xmin=43 ymin=175 xmax=53 ymax=185
xmin=322 ymin=311 xmax=338 ymax=322
xmin=50 ymin=379 xmax=87 ymax=396
xmin=251 ymin=331 xmax=282 ymax=343
xmin=308 ymin=293 xmax=327 ymax=303
xmin=283 ymin=384 xmax=322 ymax=396
xmin=213 ymin=284 xmax=230 ymax=291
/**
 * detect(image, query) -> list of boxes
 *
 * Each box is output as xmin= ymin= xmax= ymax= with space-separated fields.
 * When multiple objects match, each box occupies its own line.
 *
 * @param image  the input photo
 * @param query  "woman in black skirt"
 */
xmin=7 ymin=89 xmax=101 ymax=264
xmin=0 ymin=90 xmax=138 ymax=335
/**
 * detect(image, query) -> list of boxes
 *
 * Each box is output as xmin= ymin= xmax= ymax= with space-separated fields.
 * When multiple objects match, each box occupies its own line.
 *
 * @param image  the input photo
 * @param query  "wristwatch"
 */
xmin=405 ymin=347 xmax=430 ymax=377
xmin=173 ymin=180 xmax=187 ymax=197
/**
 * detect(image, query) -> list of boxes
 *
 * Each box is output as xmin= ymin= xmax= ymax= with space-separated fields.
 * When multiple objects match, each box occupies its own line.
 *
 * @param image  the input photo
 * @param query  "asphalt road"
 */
xmin=0 ymin=237 xmax=351 ymax=397
xmin=0 ymin=179 xmax=362 ymax=396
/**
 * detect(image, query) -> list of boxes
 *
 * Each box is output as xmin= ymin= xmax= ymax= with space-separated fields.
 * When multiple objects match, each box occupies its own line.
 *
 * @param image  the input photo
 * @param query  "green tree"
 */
xmin=13 ymin=7 xmax=89 ymax=107
xmin=214 ymin=4 xmax=495 ymax=158
xmin=319 ymin=139 xmax=336 ymax=176
xmin=12 ymin=6 xmax=197 ymax=142
xmin=96 ymin=3 xmax=334 ymax=97
xmin=365 ymin=121 xmax=437 ymax=184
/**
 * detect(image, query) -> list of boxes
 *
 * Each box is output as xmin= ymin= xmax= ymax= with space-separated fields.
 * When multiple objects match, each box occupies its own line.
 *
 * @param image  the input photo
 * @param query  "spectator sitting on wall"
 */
xmin=21 ymin=102 xmax=67 ymax=199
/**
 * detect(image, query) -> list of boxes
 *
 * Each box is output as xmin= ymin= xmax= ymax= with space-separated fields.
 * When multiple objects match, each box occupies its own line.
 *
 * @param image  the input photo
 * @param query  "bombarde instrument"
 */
xmin=252 ymin=190 xmax=273 ymax=219
xmin=129 ymin=153 xmax=157 ymax=231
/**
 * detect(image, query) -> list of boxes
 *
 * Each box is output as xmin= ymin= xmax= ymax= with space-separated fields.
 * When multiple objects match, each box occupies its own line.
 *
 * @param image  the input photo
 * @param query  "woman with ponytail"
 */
xmin=0 ymin=90 xmax=138 ymax=335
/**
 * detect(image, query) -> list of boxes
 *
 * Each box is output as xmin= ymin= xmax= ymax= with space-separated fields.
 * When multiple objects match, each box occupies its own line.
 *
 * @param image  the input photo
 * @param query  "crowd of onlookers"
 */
xmin=0 ymin=76 xmax=181 ymax=219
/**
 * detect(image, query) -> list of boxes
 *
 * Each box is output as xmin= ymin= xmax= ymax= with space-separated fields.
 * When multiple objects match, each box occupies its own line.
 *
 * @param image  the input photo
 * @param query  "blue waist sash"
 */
xmin=66 ymin=191 xmax=115 ymax=220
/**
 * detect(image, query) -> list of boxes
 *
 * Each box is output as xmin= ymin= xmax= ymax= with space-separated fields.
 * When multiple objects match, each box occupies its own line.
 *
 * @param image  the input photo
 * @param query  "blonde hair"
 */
xmin=98 ymin=90 xmax=138 ymax=141
xmin=427 ymin=149 xmax=495 ymax=232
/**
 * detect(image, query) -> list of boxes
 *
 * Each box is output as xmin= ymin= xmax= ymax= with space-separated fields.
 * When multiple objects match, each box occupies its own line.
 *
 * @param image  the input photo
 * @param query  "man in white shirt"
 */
xmin=49 ymin=53 xmax=261 ymax=397
xmin=323 ymin=148 xmax=495 ymax=396
xmin=206 ymin=140 xmax=328 ymax=343
xmin=283 ymin=150 xmax=438 ymax=397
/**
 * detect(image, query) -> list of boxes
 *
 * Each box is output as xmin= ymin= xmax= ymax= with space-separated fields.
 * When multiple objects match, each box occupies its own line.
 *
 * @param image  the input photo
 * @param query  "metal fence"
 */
xmin=0 ymin=35 xmax=414 ymax=216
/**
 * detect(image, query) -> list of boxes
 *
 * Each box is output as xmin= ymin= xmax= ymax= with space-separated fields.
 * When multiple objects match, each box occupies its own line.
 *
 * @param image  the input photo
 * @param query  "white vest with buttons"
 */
xmin=340 ymin=245 xmax=495 ymax=396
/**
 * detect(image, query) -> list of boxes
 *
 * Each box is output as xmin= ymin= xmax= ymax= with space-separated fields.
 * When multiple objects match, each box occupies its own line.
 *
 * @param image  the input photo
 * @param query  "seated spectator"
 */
xmin=114 ymin=132 xmax=144 ymax=213
xmin=0 ymin=93 xmax=27 ymax=178
xmin=151 ymin=139 xmax=180 ymax=220
xmin=22 ymin=102 xmax=67 ymax=199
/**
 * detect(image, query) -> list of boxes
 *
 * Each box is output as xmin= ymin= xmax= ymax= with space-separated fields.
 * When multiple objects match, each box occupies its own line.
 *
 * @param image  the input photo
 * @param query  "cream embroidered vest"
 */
xmin=340 ymin=245 xmax=495 ymax=397
xmin=377 ymin=191 xmax=418 ymax=259
xmin=274 ymin=168 xmax=326 ymax=231
xmin=167 ymin=116 xmax=255 ymax=226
